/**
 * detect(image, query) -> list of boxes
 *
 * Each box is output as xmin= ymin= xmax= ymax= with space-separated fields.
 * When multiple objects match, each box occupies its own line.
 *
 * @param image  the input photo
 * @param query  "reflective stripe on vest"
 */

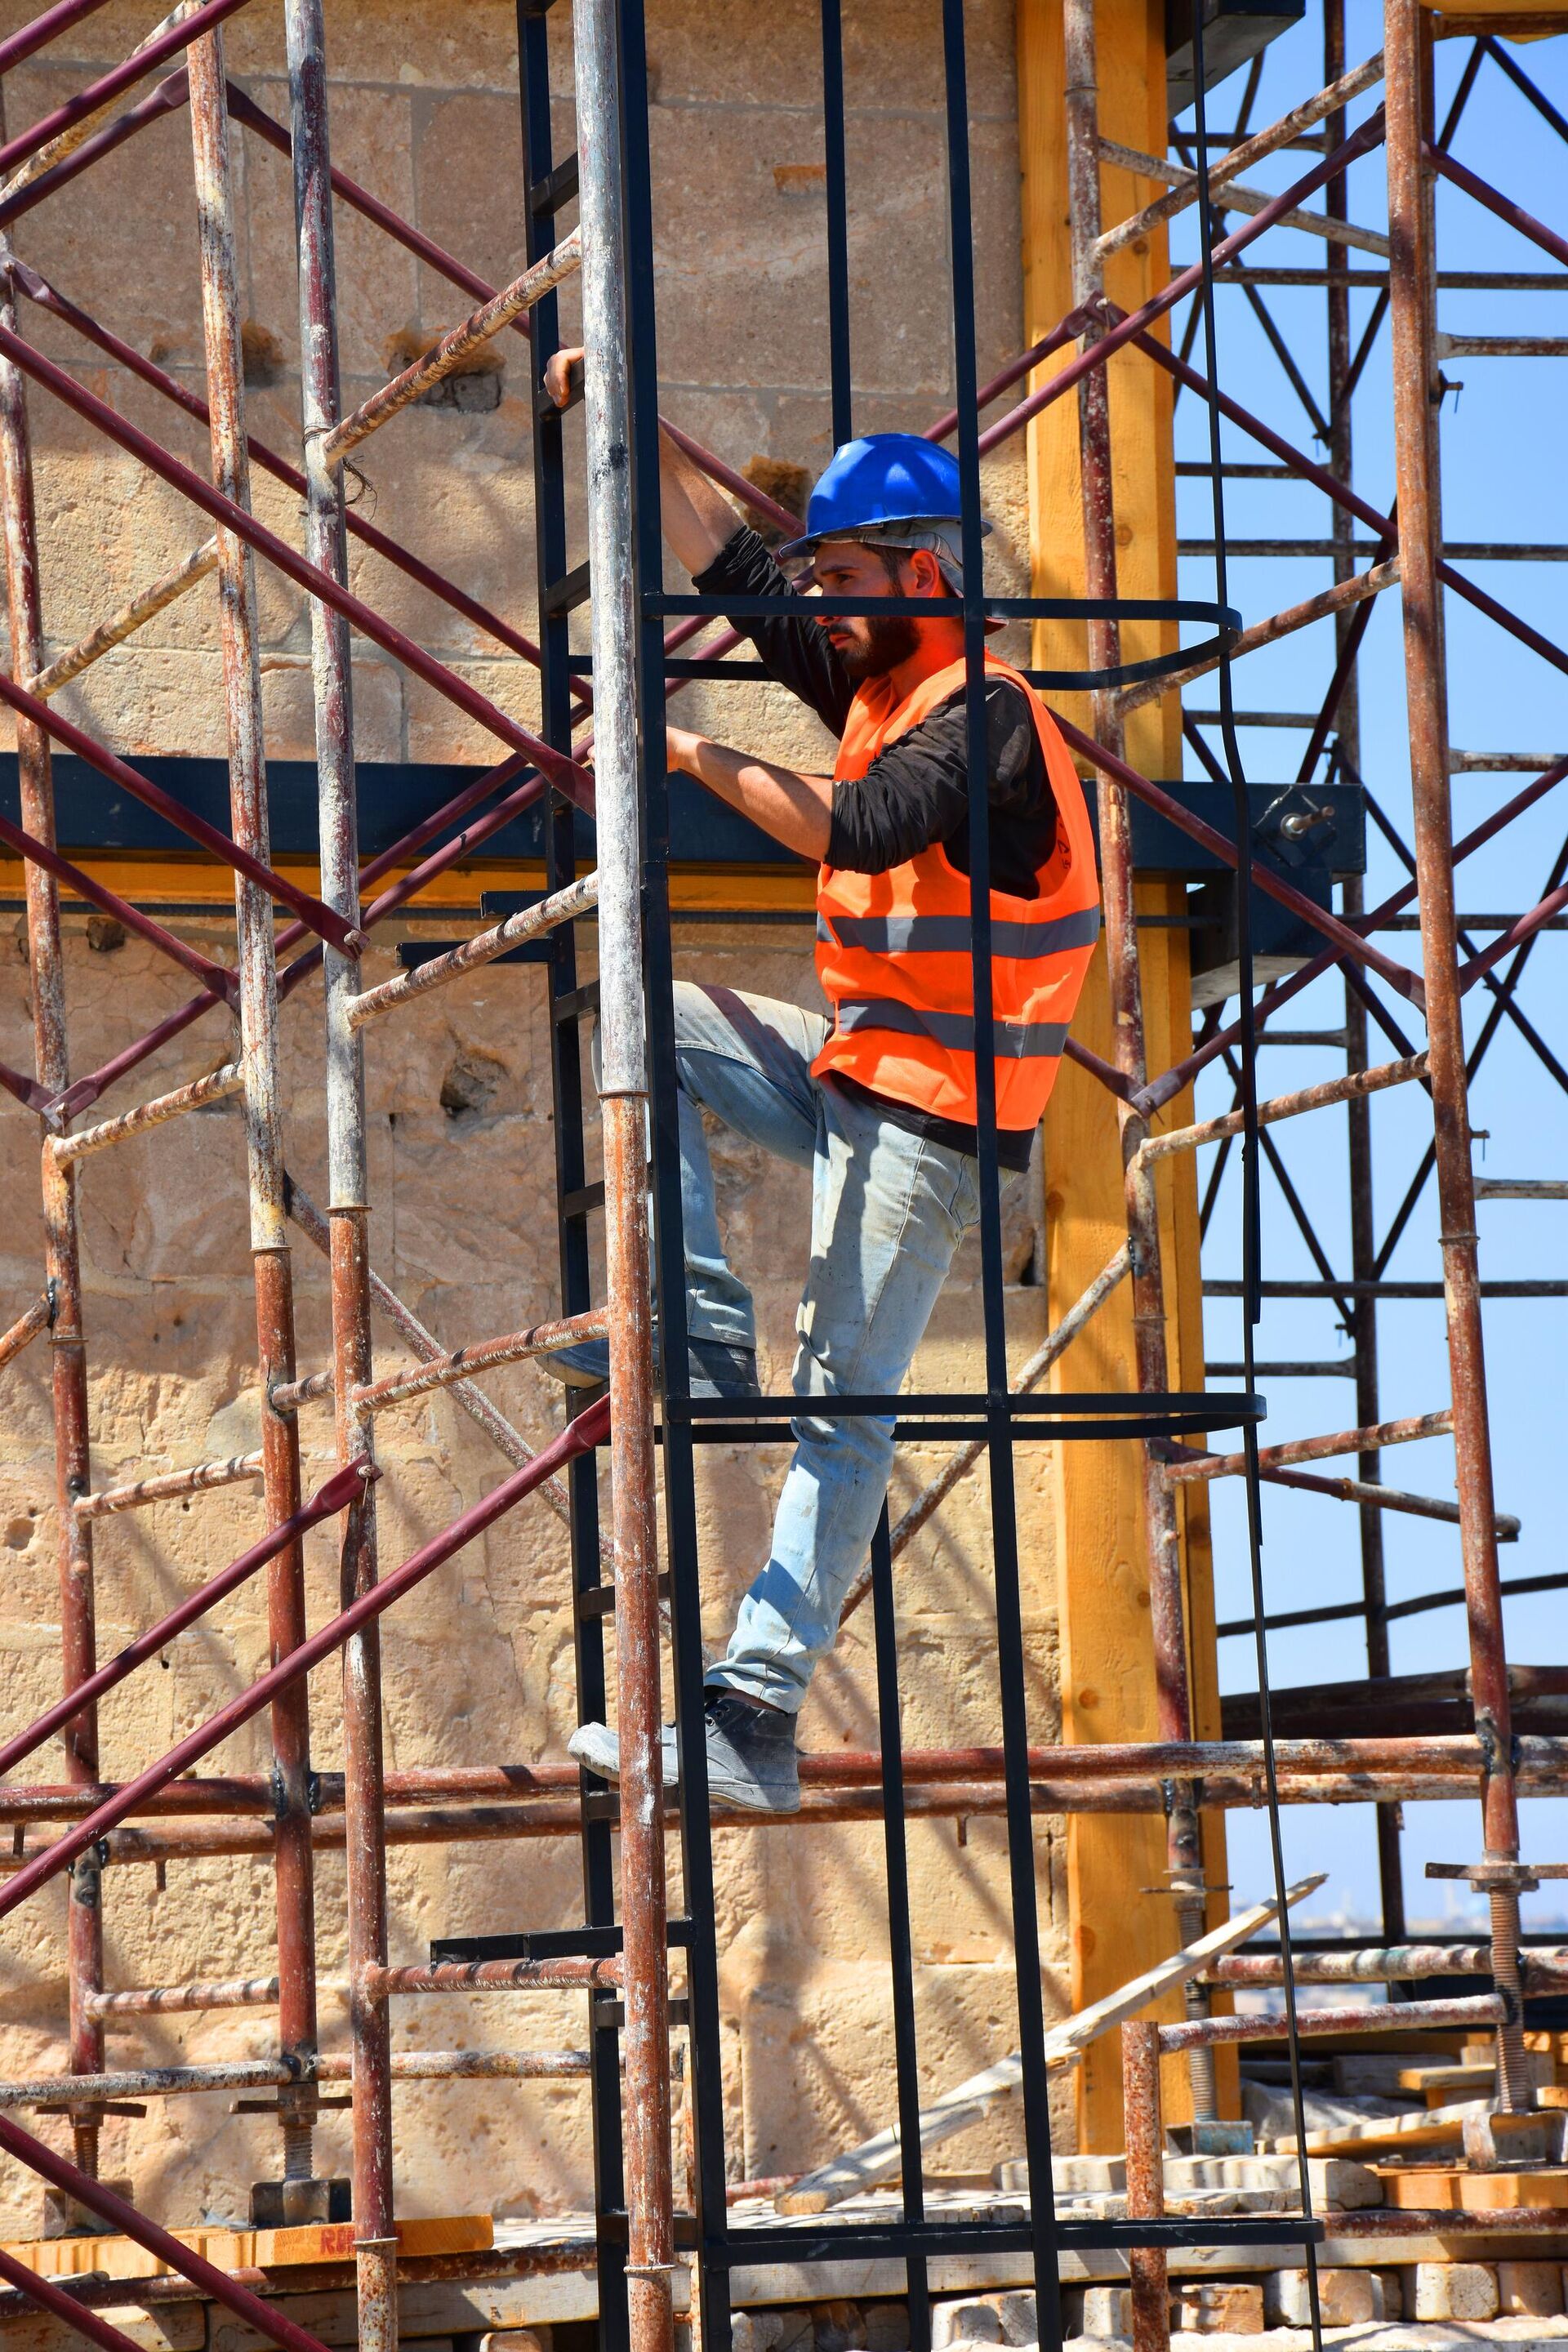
xmin=832 ymin=998 xmax=1071 ymax=1060
xmin=817 ymin=906 xmax=1102 ymax=960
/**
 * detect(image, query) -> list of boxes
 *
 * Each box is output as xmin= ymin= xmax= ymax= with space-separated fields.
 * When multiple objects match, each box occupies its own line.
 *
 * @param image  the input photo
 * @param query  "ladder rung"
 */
xmin=553 ymin=979 xmax=600 ymax=1025
xmin=595 ymin=1997 xmax=691 ymax=2031
xmin=530 ymin=154 xmax=579 ymax=218
xmin=578 ymin=1572 xmax=671 ymax=1618
xmin=543 ymin=560 xmax=592 ymax=616
xmin=429 ymin=1919 xmax=693 ymax=1965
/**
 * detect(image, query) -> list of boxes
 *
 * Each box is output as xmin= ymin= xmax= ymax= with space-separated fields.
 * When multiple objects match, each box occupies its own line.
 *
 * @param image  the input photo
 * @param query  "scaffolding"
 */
xmin=0 ymin=7 xmax=1561 ymax=2352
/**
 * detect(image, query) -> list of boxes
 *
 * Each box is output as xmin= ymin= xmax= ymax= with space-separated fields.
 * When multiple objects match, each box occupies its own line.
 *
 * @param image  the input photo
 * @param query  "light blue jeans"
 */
xmin=668 ymin=980 xmax=996 ymax=1713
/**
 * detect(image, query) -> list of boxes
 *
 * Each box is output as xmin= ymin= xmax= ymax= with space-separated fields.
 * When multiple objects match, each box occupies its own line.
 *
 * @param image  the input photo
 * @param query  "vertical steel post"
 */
xmin=0 ymin=87 xmax=103 ymax=2182
xmin=1062 ymin=0 xmax=1212 ymax=2115
xmin=1324 ymin=0 xmax=1404 ymax=1944
xmin=572 ymin=6 xmax=675 ymax=2351
xmin=1384 ymin=0 xmax=1526 ymax=2106
xmin=186 ymin=26 xmax=321 ymax=2192
xmin=1122 ymin=2020 xmax=1170 ymax=2352
xmin=280 ymin=0 xmax=394 ymax=2317
xmin=516 ymin=14 xmax=630 ymax=2346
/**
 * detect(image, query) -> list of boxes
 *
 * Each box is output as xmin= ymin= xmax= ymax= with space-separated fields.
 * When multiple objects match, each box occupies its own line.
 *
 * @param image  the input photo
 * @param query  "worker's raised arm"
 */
xmin=542 ymin=345 xmax=738 ymax=577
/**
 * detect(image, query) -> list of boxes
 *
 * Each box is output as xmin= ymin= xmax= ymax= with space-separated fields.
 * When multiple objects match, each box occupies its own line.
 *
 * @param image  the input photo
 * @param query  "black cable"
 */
xmin=1185 ymin=13 xmax=1323 ymax=2348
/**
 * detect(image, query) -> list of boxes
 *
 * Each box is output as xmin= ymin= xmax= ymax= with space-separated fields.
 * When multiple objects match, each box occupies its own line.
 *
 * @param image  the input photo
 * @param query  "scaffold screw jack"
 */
xmin=1428 ymin=1859 xmax=1568 ymax=1890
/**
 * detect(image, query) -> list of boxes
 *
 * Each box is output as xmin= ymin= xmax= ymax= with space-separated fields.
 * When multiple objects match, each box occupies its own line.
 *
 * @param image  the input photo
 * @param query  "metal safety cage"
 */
xmin=515 ymin=8 xmax=1296 ymax=2352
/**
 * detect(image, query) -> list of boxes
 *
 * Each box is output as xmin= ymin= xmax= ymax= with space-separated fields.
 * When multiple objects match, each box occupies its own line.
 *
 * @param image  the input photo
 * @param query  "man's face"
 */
xmin=808 ymin=540 xmax=944 ymax=684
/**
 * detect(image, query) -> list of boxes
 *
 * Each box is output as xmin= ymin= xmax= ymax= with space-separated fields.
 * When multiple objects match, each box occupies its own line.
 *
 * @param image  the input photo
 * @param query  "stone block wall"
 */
xmin=0 ymin=0 xmax=1085 ymax=2233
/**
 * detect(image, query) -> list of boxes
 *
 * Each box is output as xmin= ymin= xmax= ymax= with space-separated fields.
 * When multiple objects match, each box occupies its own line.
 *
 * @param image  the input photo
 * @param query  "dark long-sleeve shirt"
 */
xmin=693 ymin=527 xmax=1061 ymax=1169
xmin=693 ymin=528 xmax=1058 ymax=894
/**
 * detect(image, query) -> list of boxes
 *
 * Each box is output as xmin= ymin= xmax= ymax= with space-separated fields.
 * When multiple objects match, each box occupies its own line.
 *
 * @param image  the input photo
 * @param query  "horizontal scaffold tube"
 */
xmin=270 ymin=1312 xmax=607 ymax=1416
xmin=1164 ymin=1407 xmax=1454 ymax=1484
xmin=0 ymin=2050 xmax=595 ymax=2104
xmin=86 ymin=1974 xmax=336 ymax=2017
xmin=0 ymin=2058 xmax=292 ymax=2109
xmin=50 ymin=1060 xmax=244 ymax=1164
xmin=1207 ymin=1943 xmax=1502 ymax=1984
xmin=0 ymin=1293 xmax=51 ymax=1371
xmin=26 ymin=537 xmax=219 ymax=702
xmin=1098 ymin=135 xmax=1390 ymax=256
xmin=5 ymin=1775 xmax=1568 ymax=1878
xmin=1137 ymin=1052 xmax=1431 ymax=1165
xmin=320 ymin=232 xmax=581 ymax=468
xmin=1158 ymin=1993 xmax=1507 ymax=2053
xmin=344 ymin=872 xmax=600 ymax=1030
xmin=5 ymin=1732 xmax=1566 ymax=1820
xmin=74 ymin=1450 xmax=265 ymax=1521
xmin=1094 ymin=47 xmax=1386 ymax=260
xmin=352 ymin=1312 xmax=610 ymax=1414
xmin=1116 ymin=559 xmax=1400 ymax=718
xmin=367 ymin=1958 xmax=623 ymax=1998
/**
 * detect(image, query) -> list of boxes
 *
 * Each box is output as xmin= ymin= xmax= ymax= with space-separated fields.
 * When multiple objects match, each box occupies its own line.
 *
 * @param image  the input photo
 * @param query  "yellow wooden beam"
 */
xmin=1018 ymin=0 xmax=1233 ymax=2152
xmin=0 ymin=858 xmax=817 ymax=917
xmin=1017 ymin=0 xmax=1181 ymax=785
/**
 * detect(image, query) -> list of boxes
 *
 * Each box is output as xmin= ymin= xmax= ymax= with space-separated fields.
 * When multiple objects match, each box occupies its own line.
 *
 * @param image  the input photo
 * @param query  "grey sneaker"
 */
xmin=568 ymin=1690 xmax=800 ymax=1815
xmin=537 ymin=1333 xmax=760 ymax=1399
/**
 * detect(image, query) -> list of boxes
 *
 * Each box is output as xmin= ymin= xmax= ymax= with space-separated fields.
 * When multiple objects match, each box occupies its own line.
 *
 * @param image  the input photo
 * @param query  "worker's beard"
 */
xmin=836 ymin=610 xmax=920 ymax=684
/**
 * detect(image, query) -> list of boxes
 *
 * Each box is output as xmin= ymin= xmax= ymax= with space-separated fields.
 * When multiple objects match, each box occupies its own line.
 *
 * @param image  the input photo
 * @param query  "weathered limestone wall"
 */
xmin=0 ymin=0 xmax=1090 ymax=2235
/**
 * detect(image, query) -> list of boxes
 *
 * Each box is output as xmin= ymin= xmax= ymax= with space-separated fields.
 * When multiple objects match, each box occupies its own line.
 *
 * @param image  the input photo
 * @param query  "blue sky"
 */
xmin=1164 ymin=7 xmax=1568 ymax=1931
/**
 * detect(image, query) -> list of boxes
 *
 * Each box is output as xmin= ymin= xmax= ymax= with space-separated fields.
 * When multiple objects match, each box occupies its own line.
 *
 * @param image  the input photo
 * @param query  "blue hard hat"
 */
xmin=776 ymin=433 xmax=978 ymax=559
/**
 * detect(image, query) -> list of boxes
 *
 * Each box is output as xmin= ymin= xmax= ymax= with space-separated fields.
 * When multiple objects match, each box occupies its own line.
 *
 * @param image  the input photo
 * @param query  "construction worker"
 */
xmin=541 ymin=357 xmax=1101 ymax=1812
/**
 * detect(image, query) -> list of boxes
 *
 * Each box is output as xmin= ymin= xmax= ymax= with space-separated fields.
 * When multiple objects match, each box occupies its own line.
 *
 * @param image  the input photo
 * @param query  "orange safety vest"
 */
xmin=813 ymin=652 xmax=1101 ymax=1131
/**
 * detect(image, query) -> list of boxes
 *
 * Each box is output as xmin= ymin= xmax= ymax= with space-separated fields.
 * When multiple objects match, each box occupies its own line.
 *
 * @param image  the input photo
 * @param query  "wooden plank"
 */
xmin=0 ymin=2310 xmax=203 ymax=2352
xmin=1272 ymin=2100 xmax=1549 ymax=2156
xmin=1421 ymin=0 xmax=1568 ymax=18
xmin=1335 ymin=2054 xmax=1500 ymax=2096
xmin=1016 ymin=0 xmax=1180 ymax=780
xmin=1382 ymin=2166 xmax=1568 ymax=2212
xmin=2 ymin=2217 xmax=492 ymax=2285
